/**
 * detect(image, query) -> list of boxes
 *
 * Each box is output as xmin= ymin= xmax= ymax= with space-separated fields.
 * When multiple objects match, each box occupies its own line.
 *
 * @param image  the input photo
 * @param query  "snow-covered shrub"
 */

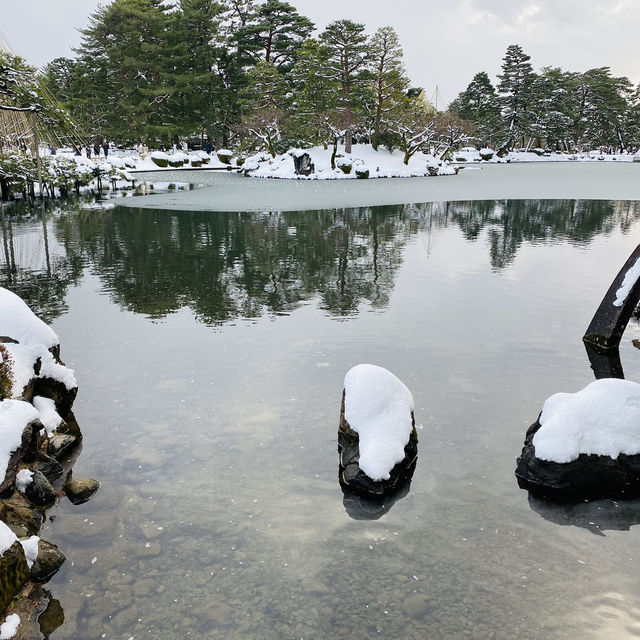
xmin=217 ymin=149 xmax=233 ymax=165
xmin=150 ymin=151 xmax=169 ymax=168
xmin=336 ymin=156 xmax=353 ymax=174
xmin=190 ymin=158 xmax=203 ymax=167
xmin=355 ymin=165 xmax=369 ymax=179
xmin=479 ymin=148 xmax=494 ymax=161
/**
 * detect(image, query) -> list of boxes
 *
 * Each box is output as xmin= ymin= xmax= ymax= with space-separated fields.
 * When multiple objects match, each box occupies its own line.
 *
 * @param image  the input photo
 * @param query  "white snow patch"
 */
xmin=0 ymin=400 xmax=39 ymax=482
xmin=533 ymin=378 xmax=640 ymax=463
xmin=19 ymin=536 xmax=39 ymax=569
xmin=613 ymin=257 xmax=640 ymax=308
xmin=0 ymin=614 xmax=20 ymax=639
xmin=15 ymin=469 xmax=33 ymax=493
xmin=0 ymin=288 xmax=77 ymax=394
xmin=0 ymin=521 xmax=17 ymax=556
xmin=344 ymin=364 xmax=414 ymax=481
xmin=32 ymin=396 xmax=62 ymax=436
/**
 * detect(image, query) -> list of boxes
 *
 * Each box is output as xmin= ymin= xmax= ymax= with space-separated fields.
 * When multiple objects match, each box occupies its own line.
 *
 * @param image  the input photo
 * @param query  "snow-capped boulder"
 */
xmin=338 ymin=364 xmax=418 ymax=497
xmin=0 ymin=522 xmax=29 ymax=613
xmin=516 ymin=378 xmax=640 ymax=499
xmin=217 ymin=149 xmax=233 ymax=165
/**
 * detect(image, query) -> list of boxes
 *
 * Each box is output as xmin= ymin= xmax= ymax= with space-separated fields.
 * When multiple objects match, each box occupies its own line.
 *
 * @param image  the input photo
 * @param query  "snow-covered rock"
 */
xmin=338 ymin=364 xmax=418 ymax=497
xmin=516 ymin=378 xmax=640 ymax=499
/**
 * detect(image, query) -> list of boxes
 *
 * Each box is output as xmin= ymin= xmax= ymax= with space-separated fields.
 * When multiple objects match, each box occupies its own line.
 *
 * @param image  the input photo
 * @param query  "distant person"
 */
xmin=159 ymin=142 xmax=165 ymax=151
xmin=74 ymin=145 xmax=81 ymax=156
xmin=181 ymin=140 xmax=188 ymax=152
xmin=86 ymin=145 xmax=92 ymax=158
xmin=102 ymin=141 xmax=109 ymax=157
xmin=137 ymin=141 xmax=145 ymax=157
xmin=94 ymin=142 xmax=100 ymax=156
xmin=205 ymin=140 xmax=212 ymax=155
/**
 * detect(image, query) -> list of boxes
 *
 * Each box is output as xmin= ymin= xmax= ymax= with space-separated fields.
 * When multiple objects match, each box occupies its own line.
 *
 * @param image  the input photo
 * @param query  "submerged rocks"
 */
xmin=338 ymin=364 xmax=418 ymax=498
xmin=516 ymin=378 xmax=640 ymax=500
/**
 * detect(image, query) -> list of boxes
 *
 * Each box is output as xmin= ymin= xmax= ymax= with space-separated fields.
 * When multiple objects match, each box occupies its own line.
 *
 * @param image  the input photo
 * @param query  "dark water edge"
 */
xmin=2 ymin=197 xmax=640 ymax=639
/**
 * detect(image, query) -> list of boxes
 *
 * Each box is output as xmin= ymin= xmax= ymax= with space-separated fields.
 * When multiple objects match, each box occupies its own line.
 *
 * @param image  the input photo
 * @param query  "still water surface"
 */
xmin=2 ymin=196 xmax=640 ymax=639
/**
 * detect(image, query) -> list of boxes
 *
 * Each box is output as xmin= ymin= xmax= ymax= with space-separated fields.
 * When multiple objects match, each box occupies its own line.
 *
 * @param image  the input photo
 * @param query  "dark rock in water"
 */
xmin=33 ymin=453 xmax=64 ymax=482
xmin=338 ymin=390 xmax=418 ymax=498
xmin=341 ymin=464 xmax=415 ymax=520
xmin=47 ymin=434 xmax=77 ymax=459
xmin=30 ymin=540 xmax=66 ymax=583
xmin=293 ymin=152 xmax=314 ymax=176
xmin=0 ymin=541 xmax=29 ymax=612
xmin=64 ymin=477 xmax=100 ymax=505
xmin=516 ymin=417 xmax=640 ymax=500
xmin=38 ymin=594 xmax=65 ymax=637
xmin=24 ymin=470 xmax=57 ymax=507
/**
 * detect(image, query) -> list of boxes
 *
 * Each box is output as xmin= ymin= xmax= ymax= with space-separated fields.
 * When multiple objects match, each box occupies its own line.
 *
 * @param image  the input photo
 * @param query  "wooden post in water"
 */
xmin=583 ymin=244 xmax=640 ymax=351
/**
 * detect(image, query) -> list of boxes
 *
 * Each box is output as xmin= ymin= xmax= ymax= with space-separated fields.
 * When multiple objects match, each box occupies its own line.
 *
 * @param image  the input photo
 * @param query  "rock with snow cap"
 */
xmin=338 ymin=364 xmax=418 ymax=498
xmin=516 ymin=378 xmax=640 ymax=500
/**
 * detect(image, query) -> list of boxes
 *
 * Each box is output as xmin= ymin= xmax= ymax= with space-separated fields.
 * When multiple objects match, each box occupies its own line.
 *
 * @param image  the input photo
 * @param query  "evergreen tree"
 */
xmin=368 ymin=26 xmax=409 ymax=151
xmin=497 ymin=44 xmax=534 ymax=152
xmin=320 ymin=19 xmax=369 ymax=153
xmin=234 ymin=1 xmax=314 ymax=72
xmin=449 ymin=71 xmax=500 ymax=146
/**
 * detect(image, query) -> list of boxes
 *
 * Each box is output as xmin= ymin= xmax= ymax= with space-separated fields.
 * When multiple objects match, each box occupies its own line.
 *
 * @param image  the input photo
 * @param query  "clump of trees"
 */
xmin=449 ymin=44 xmax=640 ymax=154
xmin=40 ymin=0 xmax=468 ymax=159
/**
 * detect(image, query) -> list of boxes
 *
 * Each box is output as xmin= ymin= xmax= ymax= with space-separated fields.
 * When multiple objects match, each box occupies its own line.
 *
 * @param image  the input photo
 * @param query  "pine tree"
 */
xmin=497 ymin=44 xmax=534 ymax=152
xmin=449 ymin=71 xmax=500 ymax=145
xmin=320 ymin=20 xmax=369 ymax=153
xmin=368 ymin=26 xmax=409 ymax=150
xmin=234 ymin=1 xmax=314 ymax=72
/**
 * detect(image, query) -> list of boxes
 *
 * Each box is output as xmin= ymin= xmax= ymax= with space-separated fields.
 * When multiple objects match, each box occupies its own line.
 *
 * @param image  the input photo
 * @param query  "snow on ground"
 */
xmin=244 ymin=144 xmax=456 ymax=180
xmin=533 ymin=379 xmax=640 ymax=463
xmin=0 ymin=613 xmax=19 ymax=640
xmin=344 ymin=364 xmax=415 ymax=481
xmin=0 ymin=400 xmax=39 ymax=484
xmin=453 ymin=147 xmax=637 ymax=164
xmin=0 ymin=288 xmax=77 ymax=394
xmin=31 ymin=397 xmax=62 ymax=436
xmin=613 ymin=257 xmax=640 ymax=308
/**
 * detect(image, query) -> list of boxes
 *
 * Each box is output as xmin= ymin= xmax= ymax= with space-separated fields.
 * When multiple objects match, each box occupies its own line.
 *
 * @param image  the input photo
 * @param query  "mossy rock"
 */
xmin=150 ymin=156 xmax=169 ymax=168
xmin=168 ymin=159 xmax=185 ymax=168
xmin=0 ymin=541 xmax=29 ymax=612
xmin=355 ymin=168 xmax=369 ymax=179
xmin=217 ymin=151 xmax=233 ymax=165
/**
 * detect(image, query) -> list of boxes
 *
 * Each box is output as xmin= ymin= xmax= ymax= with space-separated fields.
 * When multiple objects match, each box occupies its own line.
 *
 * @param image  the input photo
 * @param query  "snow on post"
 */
xmin=339 ymin=364 xmax=418 ymax=498
xmin=583 ymin=244 xmax=640 ymax=351
xmin=516 ymin=378 xmax=640 ymax=499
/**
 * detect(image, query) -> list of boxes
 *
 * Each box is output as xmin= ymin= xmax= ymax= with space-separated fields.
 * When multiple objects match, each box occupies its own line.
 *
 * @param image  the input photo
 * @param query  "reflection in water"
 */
xmin=528 ymin=493 xmax=640 ymax=536
xmin=341 ymin=462 xmax=416 ymax=520
xmin=584 ymin=343 xmax=625 ymax=380
xmin=2 ymin=197 xmax=633 ymax=325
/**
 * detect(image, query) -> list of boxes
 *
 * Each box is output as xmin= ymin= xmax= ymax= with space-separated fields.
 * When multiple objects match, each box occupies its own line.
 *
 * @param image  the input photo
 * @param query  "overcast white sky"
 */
xmin=3 ymin=0 xmax=640 ymax=106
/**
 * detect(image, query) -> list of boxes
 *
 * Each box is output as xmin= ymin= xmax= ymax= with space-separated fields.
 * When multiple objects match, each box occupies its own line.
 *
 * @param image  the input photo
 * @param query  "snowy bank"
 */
xmin=453 ymin=147 xmax=639 ymax=164
xmin=338 ymin=364 xmax=418 ymax=498
xmin=516 ymin=378 xmax=640 ymax=499
xmin=0 ymin=288 xmax=96 ymax=630
xmin=243 ymin=144 xmax=456 ymax=180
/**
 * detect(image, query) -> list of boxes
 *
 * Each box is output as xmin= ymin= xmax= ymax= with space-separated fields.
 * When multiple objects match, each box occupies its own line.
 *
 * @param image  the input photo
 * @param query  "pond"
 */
xmin=2 ymin=179 xmax=640 ymax=639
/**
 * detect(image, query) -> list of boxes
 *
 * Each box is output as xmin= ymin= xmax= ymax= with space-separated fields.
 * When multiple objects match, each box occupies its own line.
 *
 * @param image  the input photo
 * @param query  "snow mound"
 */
xmin=0 ymin=400 xmax=39 ymax=483
xmin=0 ymin=520 xmax=17 ymax=556
xmin=533 ymin=378 xmax=640 ymax=463
xmin=0 ymin=287 xmax=77 ymax=394
xmin=344 ymin=364 xmax=414 ymax=481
